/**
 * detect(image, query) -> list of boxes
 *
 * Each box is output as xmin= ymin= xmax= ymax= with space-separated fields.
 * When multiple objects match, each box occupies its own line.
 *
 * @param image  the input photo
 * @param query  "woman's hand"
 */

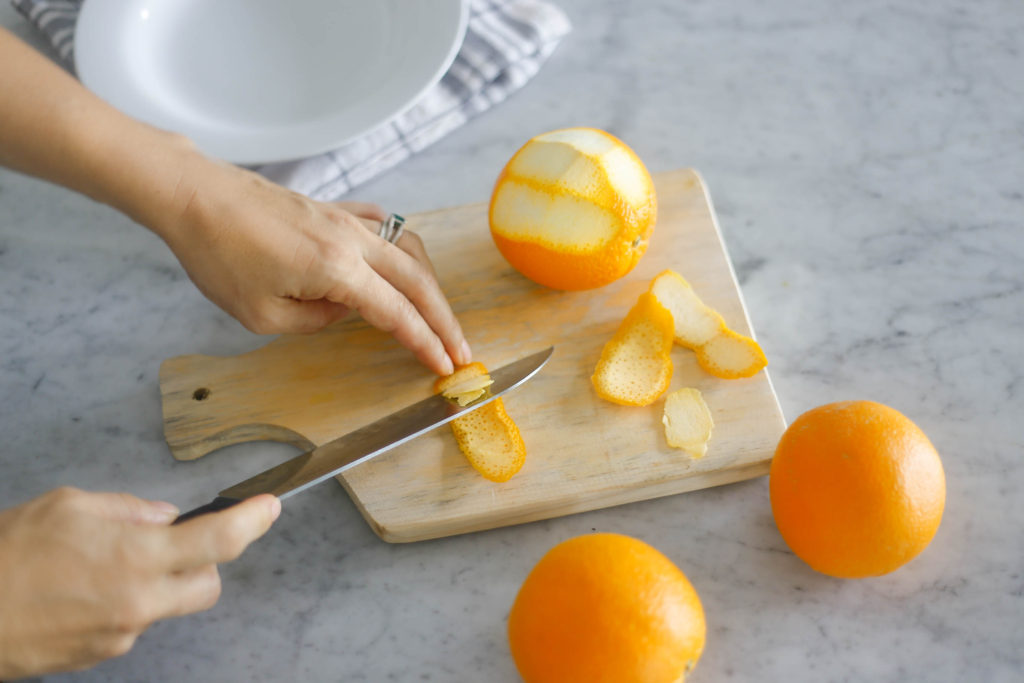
xmin=0 ymin=27 xmax=471 ymax=377
xmin=156 ymin=157 xmax=470 ymax=376
xmin=0 ymin=488 xmax=280 ymax=678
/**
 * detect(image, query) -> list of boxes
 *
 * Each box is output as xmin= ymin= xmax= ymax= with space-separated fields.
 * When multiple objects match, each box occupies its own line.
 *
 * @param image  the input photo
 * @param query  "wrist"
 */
xmin=67 ymin=115 xmax=207 ymax=244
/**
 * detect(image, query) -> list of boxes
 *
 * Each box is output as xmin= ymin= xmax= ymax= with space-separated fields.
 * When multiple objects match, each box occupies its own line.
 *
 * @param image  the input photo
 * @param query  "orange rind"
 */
xmin=591 ymin=292 xmax=674 ymax=406
xmin=435 ymin=363 xmax=526 ymax=482
xmin=696 ymin=328 xmax=768 ymax=380
xmin=649 ymin=269 xmax=767 ymax=379
xmin=662 ymin=388 xmax=714 ymax=458
xmin=489 ymin=127 xmax=657 ymax=291
xmin=508 ymin=533 xmax=706 ymax=683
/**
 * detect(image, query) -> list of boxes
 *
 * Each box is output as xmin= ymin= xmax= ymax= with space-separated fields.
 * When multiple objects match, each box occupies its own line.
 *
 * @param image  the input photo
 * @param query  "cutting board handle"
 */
xmin=159 ymin=353 xmax=321 ymax=461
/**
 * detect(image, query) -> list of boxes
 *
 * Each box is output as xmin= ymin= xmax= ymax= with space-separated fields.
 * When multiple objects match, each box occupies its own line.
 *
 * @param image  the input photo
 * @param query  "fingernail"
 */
xmin=152 ymin=501 xmax=180 ymax=523
xmin=440 ymin=354 xmax=455 ymax=376
xmin=459 ymin=339 xmax=473 ymax=365
xmin=154 ymin=501 xmax=180 ymax=516
xmin=268 ymin=497 xmax=282 ymax=521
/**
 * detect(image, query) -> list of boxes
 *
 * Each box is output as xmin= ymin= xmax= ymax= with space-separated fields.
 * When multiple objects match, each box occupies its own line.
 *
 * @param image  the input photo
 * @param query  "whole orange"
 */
xmin=769 ymin=400 xmax=945 ymax=578
xmin=489 ymin=127 xmax=657 ymax=291
xmin=507 ymin=533 xmax=705 ymax=683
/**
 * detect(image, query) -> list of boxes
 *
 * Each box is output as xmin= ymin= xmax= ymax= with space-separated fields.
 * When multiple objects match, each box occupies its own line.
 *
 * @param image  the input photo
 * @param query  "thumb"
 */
xmin=84 ymin=492 xmax=180 ymax=525
xmin=170 ymin=494 xmax=281 ymax=568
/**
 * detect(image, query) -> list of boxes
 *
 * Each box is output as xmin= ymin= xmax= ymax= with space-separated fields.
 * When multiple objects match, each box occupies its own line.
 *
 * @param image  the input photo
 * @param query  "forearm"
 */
xmin=0 ymin=27 xmax=198 ymax=240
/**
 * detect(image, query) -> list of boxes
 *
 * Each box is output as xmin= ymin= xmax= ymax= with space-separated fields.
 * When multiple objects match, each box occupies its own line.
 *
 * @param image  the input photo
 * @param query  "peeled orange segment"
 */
xmin=649 ymin=270 xmax=727 ymax=347
xmin=661 ymin=388 xmax=714 ymax=458
xmin=591 ymin=292 xmax=674 ymax=407
xmin=435 ymin=363 xmax=526 ymax=482
xmin=695 ymin=328 xmax=768 ymax=379
xmin=489 ymin=127 xmax=657 ymax=291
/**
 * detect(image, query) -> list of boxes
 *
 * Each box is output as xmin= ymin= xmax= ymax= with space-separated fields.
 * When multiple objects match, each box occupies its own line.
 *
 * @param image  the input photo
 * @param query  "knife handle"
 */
xmin=172 ymin=496 xmax=242 ymax=525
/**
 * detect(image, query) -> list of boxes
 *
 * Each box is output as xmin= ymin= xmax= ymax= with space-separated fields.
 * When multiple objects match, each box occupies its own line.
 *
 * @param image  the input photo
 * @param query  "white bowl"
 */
xmin=75 ymin=0 xmax=468 ymax=163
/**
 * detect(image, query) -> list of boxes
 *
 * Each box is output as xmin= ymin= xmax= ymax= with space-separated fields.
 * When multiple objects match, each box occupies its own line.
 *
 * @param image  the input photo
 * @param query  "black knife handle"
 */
xmin=173 ymin=496 xmax=242 ymax=525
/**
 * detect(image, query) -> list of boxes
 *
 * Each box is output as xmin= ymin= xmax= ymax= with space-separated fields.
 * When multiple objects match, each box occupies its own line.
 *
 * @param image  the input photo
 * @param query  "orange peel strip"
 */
xmin=648 ymin=270 xmax=727 ymax=348
xmin=695 ymin=328 xmax=768 ymax=379
xmin=649 ymin=269 xmax=767 ymax=379
xmin=662 ymin=387 xmax=714 ymax=458
xmin=435 ymin=363 xmax=526 ymax=482
xmin=591 ymin=292 xmax=674 ymax=406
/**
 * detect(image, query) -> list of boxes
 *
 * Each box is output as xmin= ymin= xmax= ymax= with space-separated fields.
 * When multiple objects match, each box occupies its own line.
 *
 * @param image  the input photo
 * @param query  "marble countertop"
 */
xmin=2 ymin=1 xmax=1022 ymax=680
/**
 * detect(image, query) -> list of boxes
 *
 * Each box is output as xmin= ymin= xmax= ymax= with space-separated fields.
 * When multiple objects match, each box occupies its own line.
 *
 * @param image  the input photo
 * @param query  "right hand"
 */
xmin=0 ymin=487 xmax=280 ymax=678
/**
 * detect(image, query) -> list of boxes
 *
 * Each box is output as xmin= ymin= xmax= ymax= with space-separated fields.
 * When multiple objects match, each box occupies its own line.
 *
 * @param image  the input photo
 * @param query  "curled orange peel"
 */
xmin=434 ymin=363 xmax=526 ymax=483
xmin=648 ymin=270 xmax=767 ymax=379
xmin=591 ymin=292 xmax=675 ymax=406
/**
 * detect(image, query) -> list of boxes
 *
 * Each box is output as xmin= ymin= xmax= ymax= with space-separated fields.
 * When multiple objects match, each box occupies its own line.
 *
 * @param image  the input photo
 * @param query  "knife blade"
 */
xmin=173 ymin=346 xmax=554 ymax=524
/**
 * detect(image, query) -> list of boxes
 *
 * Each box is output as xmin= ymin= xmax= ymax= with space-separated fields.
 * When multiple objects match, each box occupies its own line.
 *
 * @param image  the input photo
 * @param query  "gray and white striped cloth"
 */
xmin=12 ymin=0 xmax=571 ymax=200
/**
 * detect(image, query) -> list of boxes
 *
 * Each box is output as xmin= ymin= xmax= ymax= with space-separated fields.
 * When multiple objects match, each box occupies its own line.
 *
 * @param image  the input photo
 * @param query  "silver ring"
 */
xmin=377 ymin=213 xmax=406 ymax=245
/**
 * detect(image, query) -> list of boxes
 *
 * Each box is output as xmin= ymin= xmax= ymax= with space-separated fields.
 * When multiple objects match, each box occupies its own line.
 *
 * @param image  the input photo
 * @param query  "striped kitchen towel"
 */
xmin=12 ymin=0 xmax=571 ymax=200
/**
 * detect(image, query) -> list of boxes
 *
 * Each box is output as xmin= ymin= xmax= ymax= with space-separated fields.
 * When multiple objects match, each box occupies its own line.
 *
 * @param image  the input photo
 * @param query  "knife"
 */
xmin=173 ymin=346 xmax=554 ymax=524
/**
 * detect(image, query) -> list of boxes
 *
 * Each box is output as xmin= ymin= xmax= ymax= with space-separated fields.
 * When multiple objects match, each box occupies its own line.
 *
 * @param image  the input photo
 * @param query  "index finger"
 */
xmin=166 ymin=495 xmax=281 ymax=571
xmin=328 ymin=260 xmax=454 ymax=375
xmin=365 ymin=236 xmax=471 ymax=368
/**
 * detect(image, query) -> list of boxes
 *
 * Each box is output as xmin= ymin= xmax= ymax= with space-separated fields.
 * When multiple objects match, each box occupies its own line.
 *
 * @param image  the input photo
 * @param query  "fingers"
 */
xmin=335 ymin=201 xmax=388 ymax=222
xmin=363 ymin=236 xmax=472 ymax=369
xmin=168 ymin=495 xmax=281 ymax=571
xmin=326 ymin=260 xmax=457 ymax=375
xmin=394 ymin=230 xmax=440 ymax=281
xmin=158 ymin=565 xmax=223 ymax=618
xmin=78 ymin=491 xmax=180 ymax=525
xmin=266 ymin=297 xmax=351 ymax=334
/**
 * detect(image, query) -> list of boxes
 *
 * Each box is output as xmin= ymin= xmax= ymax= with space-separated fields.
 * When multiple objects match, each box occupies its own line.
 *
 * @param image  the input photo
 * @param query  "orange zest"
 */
xmin=591 ymin=292 xmax=674 ymax=406
xmin=770 ymin=400 xmax=946 ymax=578
xmin=489 ymin=127 xmax=657 ymax=291
xmin=434 ymin=363 xmax=526 ymax=482
xmin=649 ymin=269 xmax=767 ymax=379
xmin=508 ymin=533 xmax=706 ymax=683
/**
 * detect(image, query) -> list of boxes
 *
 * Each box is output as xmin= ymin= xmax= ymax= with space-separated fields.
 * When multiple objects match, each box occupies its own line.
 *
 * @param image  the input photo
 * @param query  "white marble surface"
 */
xmin=2 ymin=0 xmax=1022 ymax=680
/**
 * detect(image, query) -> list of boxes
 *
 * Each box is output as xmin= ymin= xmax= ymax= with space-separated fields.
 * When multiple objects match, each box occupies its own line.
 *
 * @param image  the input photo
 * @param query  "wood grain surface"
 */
xmin=159 ymin=168 xmax=785 ymax=542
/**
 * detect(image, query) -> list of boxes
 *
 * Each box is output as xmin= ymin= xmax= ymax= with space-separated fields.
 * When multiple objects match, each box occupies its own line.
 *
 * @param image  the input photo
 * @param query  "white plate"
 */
xmin=75 ymin=0 xmax=468 ymax=164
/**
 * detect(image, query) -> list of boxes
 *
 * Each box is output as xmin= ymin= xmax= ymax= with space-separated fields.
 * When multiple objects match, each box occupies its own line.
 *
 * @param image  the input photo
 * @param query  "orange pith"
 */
xmin=769 ymin=401 xmax=946 ymax=578
xmin=489 ymin=127 xmax=656 ymax=291
xmin=508 ymin=533 xmax=705 ymax=683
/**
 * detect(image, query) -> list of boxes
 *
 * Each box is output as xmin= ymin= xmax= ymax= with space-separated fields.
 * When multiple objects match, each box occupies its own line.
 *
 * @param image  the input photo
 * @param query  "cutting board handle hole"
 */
xmin=192 ymin=387 xmax=211 ymax=401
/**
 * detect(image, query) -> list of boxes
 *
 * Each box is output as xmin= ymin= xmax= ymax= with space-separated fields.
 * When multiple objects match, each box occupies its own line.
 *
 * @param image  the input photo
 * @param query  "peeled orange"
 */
xmin=489 ymin=127 xmax=657 ymax=291
xmin=770 ymin=401 xmax=946 ymax=578
xmin=508 ymin=533 xmax=705 ymax=683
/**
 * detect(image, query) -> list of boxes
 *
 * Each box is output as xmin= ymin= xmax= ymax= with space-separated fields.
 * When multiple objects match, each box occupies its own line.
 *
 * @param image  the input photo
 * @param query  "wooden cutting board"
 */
xmin=159 ymin=168 xmax=785 ymax=542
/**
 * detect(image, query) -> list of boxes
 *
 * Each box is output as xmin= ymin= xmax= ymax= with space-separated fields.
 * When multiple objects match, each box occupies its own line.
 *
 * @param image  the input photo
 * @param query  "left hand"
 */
xmin=154 ymin=156 xmax=471 ymax=375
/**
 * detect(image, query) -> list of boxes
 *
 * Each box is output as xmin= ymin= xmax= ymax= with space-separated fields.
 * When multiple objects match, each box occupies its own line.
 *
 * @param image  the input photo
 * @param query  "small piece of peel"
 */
xmin=649 ymin=270 xmax=767 ymax=379
xmin=441 ymin=374 xmax=495 ymax=406
xmin=696 ymin=328 xmax=768 ymax=380
xmin=435 ymin=363 xmax=526 ymax=482
xmin=591 ymin=292 xmax=674 ymax=406
xmin=662 ymin=388 xmax=714 ymax=458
